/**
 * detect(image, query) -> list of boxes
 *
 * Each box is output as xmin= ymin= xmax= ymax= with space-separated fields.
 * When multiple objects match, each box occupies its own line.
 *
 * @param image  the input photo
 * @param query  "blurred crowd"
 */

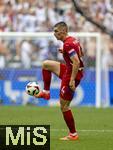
xmin=0 ymin=0 xmax=113 ymax=69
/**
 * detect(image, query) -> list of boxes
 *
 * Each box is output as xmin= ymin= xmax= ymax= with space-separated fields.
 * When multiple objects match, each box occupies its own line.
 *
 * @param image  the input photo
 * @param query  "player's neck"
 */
xmin=62 ymin=35 xmax=69 ymax=42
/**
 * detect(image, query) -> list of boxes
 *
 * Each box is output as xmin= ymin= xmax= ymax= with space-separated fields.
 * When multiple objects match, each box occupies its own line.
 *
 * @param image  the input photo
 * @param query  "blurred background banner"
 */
xmin=0 ymin=71 xmax=95 ymax=106
xmin=0 ymin=68 xmax=113 ymax=106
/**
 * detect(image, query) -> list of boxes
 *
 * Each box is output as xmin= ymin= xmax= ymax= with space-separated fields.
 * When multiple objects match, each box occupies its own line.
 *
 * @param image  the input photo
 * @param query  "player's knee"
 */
xmin=60 ymin=105 xmax=70 ymax=112
xmin=42 ymin=60 xmax=50 ymax=69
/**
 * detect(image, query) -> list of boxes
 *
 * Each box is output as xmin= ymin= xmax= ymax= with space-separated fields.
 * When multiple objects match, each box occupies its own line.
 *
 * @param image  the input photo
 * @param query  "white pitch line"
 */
xmin=51 ymin=129 xmax=113 ymax=132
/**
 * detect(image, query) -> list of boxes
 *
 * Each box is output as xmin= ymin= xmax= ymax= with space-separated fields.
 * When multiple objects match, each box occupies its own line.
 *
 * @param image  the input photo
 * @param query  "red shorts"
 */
xmin=59 ymin=63 xmax=83 ymax=101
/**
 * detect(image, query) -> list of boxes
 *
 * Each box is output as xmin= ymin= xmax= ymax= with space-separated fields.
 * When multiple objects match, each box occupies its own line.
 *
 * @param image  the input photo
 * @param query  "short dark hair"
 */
xmin=54 ymin=22 xmax=68 ymax=31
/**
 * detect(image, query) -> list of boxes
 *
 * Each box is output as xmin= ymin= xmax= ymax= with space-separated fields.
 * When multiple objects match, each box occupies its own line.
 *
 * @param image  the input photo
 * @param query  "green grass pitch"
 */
xmin=0 ymin=106 xmax=113 ymax=150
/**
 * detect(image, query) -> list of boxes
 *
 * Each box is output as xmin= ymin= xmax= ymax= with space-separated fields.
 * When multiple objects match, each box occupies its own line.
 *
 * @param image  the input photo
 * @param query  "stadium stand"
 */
xmin=0 ymin=0 xmax=113 ymax=69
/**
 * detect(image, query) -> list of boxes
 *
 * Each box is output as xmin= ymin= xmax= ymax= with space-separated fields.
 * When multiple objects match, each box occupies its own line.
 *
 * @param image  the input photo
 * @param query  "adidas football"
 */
xmin=26 ymin=82 xmax=40 ymax=96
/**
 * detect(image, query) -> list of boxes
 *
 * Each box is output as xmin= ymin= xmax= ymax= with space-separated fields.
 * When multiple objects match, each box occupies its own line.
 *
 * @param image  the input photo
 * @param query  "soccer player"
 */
xmin=34 ymin=22 xmax=84 ymax=140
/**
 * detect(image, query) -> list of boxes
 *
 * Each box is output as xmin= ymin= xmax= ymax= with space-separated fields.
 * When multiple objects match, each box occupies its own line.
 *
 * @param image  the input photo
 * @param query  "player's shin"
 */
xmin=62 ymin=109 xmax=77 ymax=134
xmin=42 ymin=69 xmax=51 ymax=91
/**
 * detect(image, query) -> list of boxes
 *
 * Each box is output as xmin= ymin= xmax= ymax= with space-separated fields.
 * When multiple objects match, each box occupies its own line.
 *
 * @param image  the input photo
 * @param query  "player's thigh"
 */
xmin=42 ymin=60 xmax=60 ymax=77
xmin=60 ymin=97 xmax=71 ymax=112
xmin=60 ymin=77 xmax=75 ymax=101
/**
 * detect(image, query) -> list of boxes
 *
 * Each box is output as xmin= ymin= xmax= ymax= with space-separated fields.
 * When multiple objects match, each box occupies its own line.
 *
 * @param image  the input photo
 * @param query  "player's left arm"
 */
xmin=69 ymin=52 xmax=80 ymax=91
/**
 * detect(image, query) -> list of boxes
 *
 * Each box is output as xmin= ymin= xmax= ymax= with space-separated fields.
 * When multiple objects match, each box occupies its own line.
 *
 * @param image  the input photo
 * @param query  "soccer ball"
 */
xmin=26 ymin=82 xmax=40 ymax=96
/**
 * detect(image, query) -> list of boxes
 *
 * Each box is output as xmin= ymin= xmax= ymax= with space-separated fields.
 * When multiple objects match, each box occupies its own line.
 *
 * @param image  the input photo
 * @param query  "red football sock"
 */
xmin=63 ymin=110 xmax=76 ymax=133
xmin=42 ymin=69 xmax=51 ymax=91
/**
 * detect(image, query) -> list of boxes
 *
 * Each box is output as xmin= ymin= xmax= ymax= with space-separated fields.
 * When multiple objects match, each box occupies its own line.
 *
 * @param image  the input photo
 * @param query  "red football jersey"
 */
xmin=63 ymin=36 xmax=84 ymax=80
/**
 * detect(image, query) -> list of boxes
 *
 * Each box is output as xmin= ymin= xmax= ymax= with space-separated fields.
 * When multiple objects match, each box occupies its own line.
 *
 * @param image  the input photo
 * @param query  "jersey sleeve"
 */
xmin=64 ymin=42 xmax=78 ymax=58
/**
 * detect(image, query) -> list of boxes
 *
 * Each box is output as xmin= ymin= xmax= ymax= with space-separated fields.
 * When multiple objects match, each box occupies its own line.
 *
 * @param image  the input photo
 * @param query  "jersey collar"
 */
xmin=63 ymin=36 xmax=71 ymax=43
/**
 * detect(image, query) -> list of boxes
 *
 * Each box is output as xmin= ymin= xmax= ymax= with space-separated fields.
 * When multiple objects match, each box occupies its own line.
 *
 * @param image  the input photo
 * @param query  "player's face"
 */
xmin=53 ymin=27 xmax=64 ymax=41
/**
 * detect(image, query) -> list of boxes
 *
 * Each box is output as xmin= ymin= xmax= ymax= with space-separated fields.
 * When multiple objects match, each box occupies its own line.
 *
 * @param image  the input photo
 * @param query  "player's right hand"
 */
xmin=69 ymin=79 xmax=76 ymax=91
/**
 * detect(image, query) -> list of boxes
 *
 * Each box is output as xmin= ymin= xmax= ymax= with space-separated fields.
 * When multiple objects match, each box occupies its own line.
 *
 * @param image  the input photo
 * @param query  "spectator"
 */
xmin=101 ymin=35 xmax=113 ymax=69
xmin=20 ymin=39 xmax=33 ymax=68
xmin=0 ymin=39 xmax=9 ymax=68
xmin=48 ymin=40 xmax=58 ymax=60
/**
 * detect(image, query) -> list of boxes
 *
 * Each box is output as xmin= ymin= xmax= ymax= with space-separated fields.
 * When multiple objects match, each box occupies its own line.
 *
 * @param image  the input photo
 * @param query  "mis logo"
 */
xmin=0 ymin=125 xmax=50 ymax=150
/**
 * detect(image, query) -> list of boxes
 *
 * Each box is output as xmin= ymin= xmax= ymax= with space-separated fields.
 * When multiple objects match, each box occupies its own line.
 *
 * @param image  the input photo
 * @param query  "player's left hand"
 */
xmin=69 ymin=79 xmax=76 ymax=91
